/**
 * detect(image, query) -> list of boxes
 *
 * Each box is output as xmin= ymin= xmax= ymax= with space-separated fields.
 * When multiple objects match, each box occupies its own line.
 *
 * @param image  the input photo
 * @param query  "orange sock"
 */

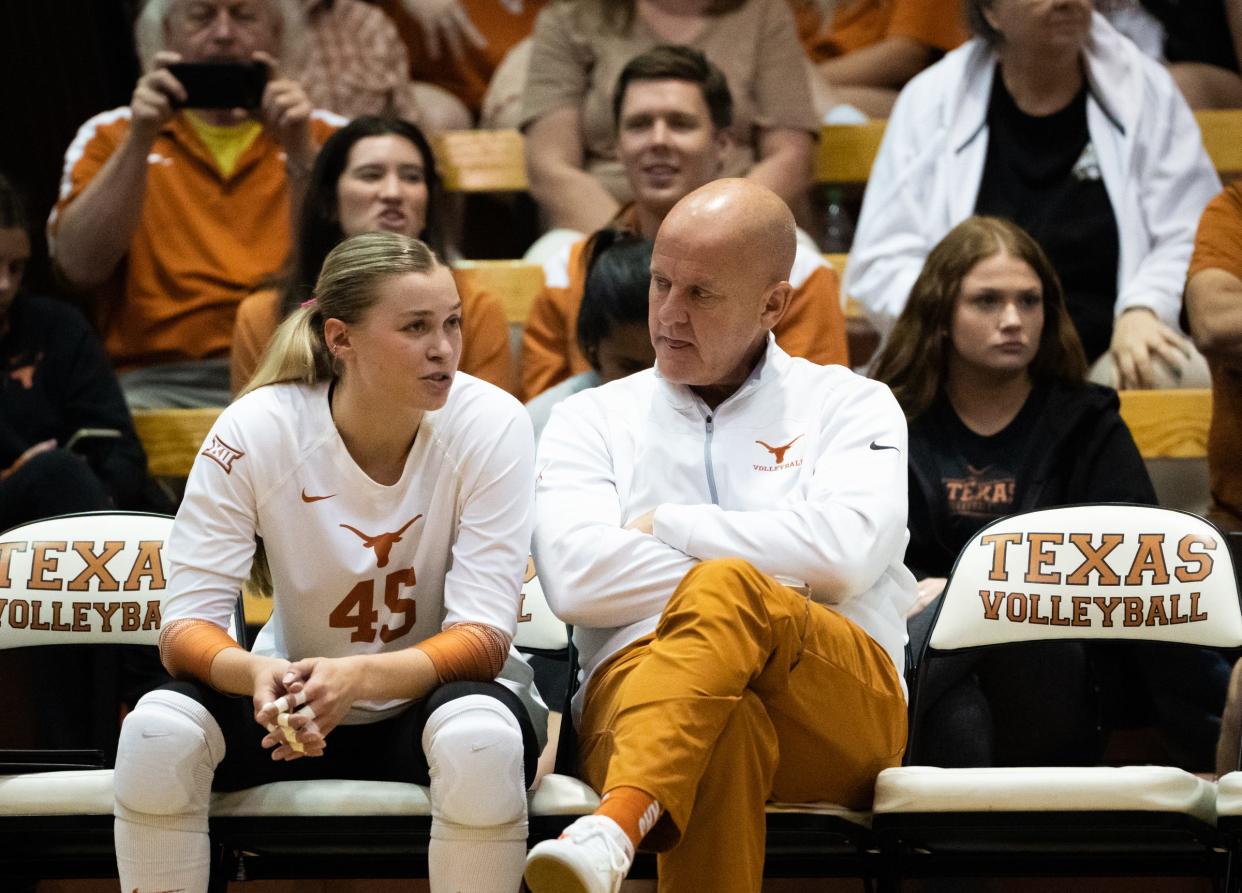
xmin=597 ymin=786 xmax=662 ymax=851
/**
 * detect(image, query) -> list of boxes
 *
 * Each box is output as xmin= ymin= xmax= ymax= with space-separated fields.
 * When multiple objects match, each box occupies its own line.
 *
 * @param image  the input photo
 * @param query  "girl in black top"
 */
xmin=0 ymin=172 xmax=148 ymax=529
xmin=873 ymin=216 xmax=1228 ymax=769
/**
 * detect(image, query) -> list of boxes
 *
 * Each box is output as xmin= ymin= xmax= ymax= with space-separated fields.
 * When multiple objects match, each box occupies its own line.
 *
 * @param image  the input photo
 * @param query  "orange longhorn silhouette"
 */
xmin=340 ymin=513 xmax=424 ymax=568
xmin=755 ymin=434 xmax=803 ymax=465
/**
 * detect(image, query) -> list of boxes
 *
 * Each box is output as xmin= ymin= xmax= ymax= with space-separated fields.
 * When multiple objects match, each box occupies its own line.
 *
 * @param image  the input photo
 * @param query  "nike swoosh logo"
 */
xmin=470 ymin=742 xmax=495 ymax=753
xmin=134 ymin=888 xmax=186 ymax=893
xmin=869 ymin=442 xmax=900 ymax=452
xmin=301 ymin=488 xmax=335 ymax=503
xmin=140 ymin=729 xmax=170 ymax=738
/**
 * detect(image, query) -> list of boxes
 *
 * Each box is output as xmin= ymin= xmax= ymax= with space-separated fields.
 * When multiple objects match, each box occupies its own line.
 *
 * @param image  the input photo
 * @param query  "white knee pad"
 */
xmin=113 ymin=689 xmax=225 ymax=832
xmin=422 ymin=694 xmax=528 ymax=842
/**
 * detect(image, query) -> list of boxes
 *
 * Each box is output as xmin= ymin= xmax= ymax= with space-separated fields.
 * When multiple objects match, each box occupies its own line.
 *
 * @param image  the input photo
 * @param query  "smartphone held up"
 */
xmin=167 ymin=61 xmax=268 ymax=110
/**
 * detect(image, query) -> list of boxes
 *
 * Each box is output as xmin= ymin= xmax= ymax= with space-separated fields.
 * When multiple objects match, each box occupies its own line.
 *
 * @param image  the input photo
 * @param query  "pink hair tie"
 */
xmin=300 ymin=297 xmax=317 ymax=309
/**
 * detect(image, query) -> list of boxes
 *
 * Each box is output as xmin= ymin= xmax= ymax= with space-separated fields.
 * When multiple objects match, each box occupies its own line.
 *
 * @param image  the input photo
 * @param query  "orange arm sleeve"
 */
xmin=415 ymin=622 xmax=511 ymax=683
xmin=159 ymin=618 xmax=243 ymax=683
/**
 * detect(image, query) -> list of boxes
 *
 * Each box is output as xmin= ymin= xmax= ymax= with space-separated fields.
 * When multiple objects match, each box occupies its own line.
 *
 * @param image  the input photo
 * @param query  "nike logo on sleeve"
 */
xmin=869 ymin=442 xmax=900 ymax=452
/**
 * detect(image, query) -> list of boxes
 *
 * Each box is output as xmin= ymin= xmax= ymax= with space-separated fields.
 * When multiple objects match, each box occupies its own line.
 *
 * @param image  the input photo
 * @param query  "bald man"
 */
xmin=525 ymin=179 xmax=915 ymax=893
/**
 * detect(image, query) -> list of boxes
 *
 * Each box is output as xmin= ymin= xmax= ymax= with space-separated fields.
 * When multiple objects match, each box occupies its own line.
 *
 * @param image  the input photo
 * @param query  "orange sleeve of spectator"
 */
xmin=159 ymin=618 xmax=243 ymax=683
xmin=774 ymin=265 xmax=849 ymax=368
xmin=887 ymin=0 xmax=968 ymax=52
xmin=230 ymin=289 xmax=282 ymax=395
xmin=521 ymin=241 xmax=592 ymax=400
xmin=50 ymin=114 xmax=125 ymax=236
xmin=520 ymin=285 xmax=573 ymax=401
xmin=415 ymin=623 xmax=511 ymax=683
xmin=1190 ymin=185 xmax=1242 ymax=281
xmin=458 ymin=283 xmax=517 ymax=394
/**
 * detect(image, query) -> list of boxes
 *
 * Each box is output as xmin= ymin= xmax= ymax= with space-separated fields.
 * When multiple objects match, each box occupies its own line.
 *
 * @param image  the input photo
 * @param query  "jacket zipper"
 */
xmin=704 ymin=413 xmax=719 ymax=505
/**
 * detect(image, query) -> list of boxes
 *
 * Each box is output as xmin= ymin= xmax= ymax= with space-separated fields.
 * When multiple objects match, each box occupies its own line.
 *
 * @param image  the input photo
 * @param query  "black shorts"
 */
xmin=157 ymin=679 xmax=541 ymax=792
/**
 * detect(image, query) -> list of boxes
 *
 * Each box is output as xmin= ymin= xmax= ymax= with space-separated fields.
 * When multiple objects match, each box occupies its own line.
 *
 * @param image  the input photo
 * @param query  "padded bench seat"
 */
xmin=874 ymin=765 xmax=1217 ymax=825
xmin=0 ymin=767 xmax=868 ymax=822
xmin=0 ymin=769 xmax=601 ymax=819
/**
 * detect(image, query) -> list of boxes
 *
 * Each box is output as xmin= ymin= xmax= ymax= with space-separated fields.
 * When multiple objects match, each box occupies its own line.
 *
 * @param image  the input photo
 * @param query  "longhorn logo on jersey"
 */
xmin=340 ymin=514 xmax=424 ymax=568
xmin=201 ymin=435 xmax=244 ymax=474
xmin=754 ymin=434 xmax=804 ymax=471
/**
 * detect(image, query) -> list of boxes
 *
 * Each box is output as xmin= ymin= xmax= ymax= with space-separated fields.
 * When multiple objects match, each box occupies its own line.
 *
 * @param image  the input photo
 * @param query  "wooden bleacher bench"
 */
xmin=130 ymin=407 xmax=221 ymax=478
xmin=429 ymin=110 xmax=1242 ymax=196
xmin=815 ymin=110 xmax=1242 ymax=185
xmin=816 ymin=120 xmax=888 ymax=185
xmin=1118 ymin=388 xmax=1212 ymax=459
xmin=454 ymin=259 xmax=545 ymax=324
xmin=433 ymin=129 xmax=528 ymax=193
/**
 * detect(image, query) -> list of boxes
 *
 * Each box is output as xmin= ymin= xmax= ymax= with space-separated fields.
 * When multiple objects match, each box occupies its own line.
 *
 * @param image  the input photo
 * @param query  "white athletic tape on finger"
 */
xmin=272 ymin=696 xmax=291 ymax=714
xmin=265 ymin=719 xmax=303 ymax=753
xmin=299 ymin=704 xmax=316 ymax=721
xmin=292 ymin=690 xmax=307 ymax=708
xmin=277 ymin=712 xmax=292 ymax=729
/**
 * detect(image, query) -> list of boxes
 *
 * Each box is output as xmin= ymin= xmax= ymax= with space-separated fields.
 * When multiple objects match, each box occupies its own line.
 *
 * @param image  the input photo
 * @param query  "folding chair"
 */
xmin=872 ymin=504 xmax=1238 ymax=889
xmin=0 ymin=511 xmax=215 ymax=881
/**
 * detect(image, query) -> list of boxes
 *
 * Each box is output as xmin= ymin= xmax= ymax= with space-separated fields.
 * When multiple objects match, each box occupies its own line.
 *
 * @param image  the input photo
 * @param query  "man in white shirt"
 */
xmin=524 ymin=178 xmax=916 ymax=893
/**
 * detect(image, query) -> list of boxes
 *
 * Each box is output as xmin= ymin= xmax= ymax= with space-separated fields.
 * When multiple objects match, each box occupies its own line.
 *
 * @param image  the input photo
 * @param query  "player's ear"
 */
xmin=323 ymin=317 xmax=353 ymax=362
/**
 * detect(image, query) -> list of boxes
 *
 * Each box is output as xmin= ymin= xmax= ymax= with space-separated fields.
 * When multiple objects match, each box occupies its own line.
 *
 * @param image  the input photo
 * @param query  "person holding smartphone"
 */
xmin=48 ymin=0 xmax=344 ymax=409
xmin=0 ymin=172 xmax=148 ymax=529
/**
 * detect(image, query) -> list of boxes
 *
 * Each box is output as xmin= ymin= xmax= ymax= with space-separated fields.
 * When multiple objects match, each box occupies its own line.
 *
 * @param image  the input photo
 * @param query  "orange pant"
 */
xmin=578 ymin=558 xmax=907 ymax=893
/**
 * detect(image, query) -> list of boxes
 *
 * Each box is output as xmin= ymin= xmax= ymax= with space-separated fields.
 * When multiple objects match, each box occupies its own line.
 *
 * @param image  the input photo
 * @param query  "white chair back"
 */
xmin=929 ymin=504 xmax=1242 ymax=653
xmin=514 ymin=556 xmax=568 ymax=652
xmin=0 ymin=512 xmax=180 ymax=648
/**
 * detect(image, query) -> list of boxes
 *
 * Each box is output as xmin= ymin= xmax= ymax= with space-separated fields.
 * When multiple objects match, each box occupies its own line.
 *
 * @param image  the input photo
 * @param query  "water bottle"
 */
xmin=820 ymin=187 xmax=855 ymax=254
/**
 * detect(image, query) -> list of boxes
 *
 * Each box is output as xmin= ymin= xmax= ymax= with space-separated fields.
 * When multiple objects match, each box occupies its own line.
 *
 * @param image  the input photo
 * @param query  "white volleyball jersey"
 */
xmin=165 ymin=374 xmax=545 ymax=729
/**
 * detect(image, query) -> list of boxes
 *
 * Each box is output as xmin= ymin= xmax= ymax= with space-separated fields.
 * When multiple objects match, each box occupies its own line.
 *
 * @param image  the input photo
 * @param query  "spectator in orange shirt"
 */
xmin=231 ymin=116 xmax=513 ymax=394
xmin=1187 ymin=183 xmax=1242 ymax=531
xmin=793 ymin=0 xmax=969 ymax=118
xmin=49 ymin=0 xmax=342 ymax=408
xmin=526 ymin=230 xmax=656 ymax=441
xmin=520 ymin=45 xmax=846 ymax=400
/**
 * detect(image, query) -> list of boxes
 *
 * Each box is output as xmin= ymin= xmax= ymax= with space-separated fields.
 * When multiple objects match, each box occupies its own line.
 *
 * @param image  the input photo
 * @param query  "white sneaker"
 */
xmin=524 ymin=814 xmax=635 ymax=893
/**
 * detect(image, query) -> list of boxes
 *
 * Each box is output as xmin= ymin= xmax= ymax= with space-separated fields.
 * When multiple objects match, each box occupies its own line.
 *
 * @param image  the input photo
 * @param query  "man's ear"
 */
xmin=761 ymin=281 xmax=793 ymax=330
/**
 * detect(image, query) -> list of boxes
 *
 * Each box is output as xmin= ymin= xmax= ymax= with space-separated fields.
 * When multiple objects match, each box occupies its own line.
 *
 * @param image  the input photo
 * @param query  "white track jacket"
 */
xmin=844 ymin=12 xmax=1220 ymax=335
xmin=533 ymin=337 xmax=917 ymax=716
